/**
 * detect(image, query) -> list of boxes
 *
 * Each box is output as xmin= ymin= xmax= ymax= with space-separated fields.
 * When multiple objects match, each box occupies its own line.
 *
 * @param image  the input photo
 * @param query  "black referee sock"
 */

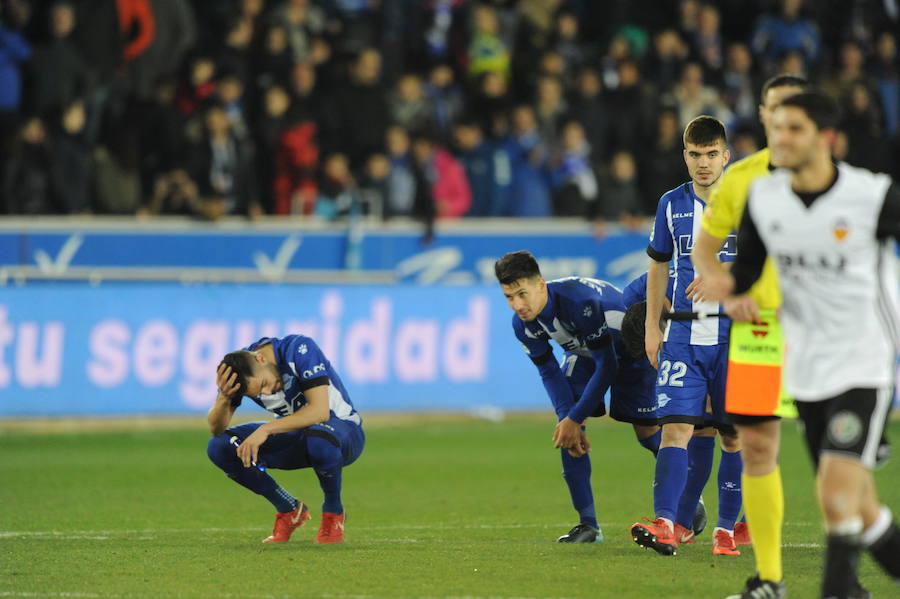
xmin=868 ymin=521 xmax=900 ymax=582
xmin=822 ymin=533 xmax=863 ymax=599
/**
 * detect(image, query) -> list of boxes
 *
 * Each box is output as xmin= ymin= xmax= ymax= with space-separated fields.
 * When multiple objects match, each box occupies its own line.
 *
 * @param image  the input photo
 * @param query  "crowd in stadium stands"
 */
xmin=0 ymin=0 xmax=898 ymax=228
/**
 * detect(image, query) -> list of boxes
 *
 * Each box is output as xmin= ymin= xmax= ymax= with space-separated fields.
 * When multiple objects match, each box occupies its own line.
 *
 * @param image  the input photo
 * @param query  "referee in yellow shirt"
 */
xmin=691 ymin=74 xmax=807 ymax=599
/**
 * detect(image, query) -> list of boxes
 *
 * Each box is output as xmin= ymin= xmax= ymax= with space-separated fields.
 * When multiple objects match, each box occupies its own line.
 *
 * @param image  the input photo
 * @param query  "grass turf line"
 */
xmin=0 ymin=415 xmax=897 ymax=598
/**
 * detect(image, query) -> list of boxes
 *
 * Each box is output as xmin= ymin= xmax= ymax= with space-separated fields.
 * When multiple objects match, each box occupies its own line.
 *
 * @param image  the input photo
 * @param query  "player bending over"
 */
xmin=496 ymin=250 xmax=660 ymax=543
xmin=207 ymin=334 xmax=364 ymax=544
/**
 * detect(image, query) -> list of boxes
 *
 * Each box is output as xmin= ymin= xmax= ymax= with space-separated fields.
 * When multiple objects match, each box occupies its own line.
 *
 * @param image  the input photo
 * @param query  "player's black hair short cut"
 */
xmin=683 ymin=115 xmax=727 ymax=147
xmin=494 ymin=250 xmax=542 ymax=285
xmin=621 ymin=301 xmax=649 ymax=360
xmin=219 ymin=350 xmax=255 ymax=398
xmin=620 ymin=300 xmax=667 ymax=360
xmin=760 ymin=73 xmax=809 ymax=104
xmin=778 ymin=91 xmax=842 ymax=131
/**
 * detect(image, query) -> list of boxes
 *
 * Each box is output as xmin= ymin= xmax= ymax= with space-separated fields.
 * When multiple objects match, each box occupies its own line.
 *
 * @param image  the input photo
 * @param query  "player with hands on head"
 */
xmin=207 ymin=334 xmax=364 ymax=545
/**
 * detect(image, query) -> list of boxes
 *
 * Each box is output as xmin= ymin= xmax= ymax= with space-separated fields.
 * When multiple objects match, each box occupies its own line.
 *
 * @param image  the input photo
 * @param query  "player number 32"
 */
xmin=657 ymin=360 xmax=687 ymax=387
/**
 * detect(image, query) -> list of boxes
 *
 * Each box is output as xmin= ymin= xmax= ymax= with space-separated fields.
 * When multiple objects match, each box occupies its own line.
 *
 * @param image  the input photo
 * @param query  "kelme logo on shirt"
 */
xmin=298 ymin=344 xmax=308 ymax=354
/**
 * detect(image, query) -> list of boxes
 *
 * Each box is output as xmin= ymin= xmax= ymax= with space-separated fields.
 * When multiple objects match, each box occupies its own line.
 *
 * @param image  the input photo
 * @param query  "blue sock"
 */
xmin=675 ymin=436 xmax=715 ymax=528
xmin=653 ymin=446 xmax=689 ymax=522
xmin=716 ymin=449 xmax=743 ymax=530
xmin=638 ymin=429 xmax=662 ymax=457
xmin=307 ymin=436 xmax=344 ymax=514
xmin=315 ymin=467 xmax=343 ymax=514
xmin=207 ymin=434 xmax=297 ymax=513
xmin=561 ymin=450 xmax=598 ymax=529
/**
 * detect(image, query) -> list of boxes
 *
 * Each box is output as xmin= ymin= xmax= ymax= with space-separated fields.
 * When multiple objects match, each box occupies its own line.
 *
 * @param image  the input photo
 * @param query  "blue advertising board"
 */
xmin=0 ymin=223 xmax=652 ymax=288
xmin=0 ymin=283 xmax=547 ymax=416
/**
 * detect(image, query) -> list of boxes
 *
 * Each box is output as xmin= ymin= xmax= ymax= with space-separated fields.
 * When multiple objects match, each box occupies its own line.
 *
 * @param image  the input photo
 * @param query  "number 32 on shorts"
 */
xmin=657 ymin=360 xmax=687 ymax=387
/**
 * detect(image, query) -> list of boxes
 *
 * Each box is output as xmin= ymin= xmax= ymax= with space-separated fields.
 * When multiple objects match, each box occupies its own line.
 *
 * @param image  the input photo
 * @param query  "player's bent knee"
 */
xmin=206 ymin=433 xmax=237 ymax=469
xmin=633 ymin=424 xmax=659 ymax=440
xmin=736 ymin=428 xmax=777 ymax=463
xmin=819 ymin=488 xmax=862 ymax=523
xmin=720 ymin=433 xmax=740 ymax=452
xmin=306 ymin=435 xmax=342 ymax=470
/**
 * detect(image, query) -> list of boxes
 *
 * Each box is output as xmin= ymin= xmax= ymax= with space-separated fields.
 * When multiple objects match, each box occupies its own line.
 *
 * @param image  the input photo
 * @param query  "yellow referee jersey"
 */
xmin=702 ymin=147 xmax=782 ymax=309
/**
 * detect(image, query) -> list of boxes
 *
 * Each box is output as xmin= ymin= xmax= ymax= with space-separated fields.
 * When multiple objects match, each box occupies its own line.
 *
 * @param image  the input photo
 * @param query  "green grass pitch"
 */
xmin=1 ymin=414 xmax=898 ymax=599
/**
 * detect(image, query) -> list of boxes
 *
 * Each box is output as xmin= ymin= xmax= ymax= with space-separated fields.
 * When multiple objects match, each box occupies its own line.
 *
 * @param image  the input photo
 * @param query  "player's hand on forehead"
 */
xmin=216 ymin=362 xmax=240 ymax=396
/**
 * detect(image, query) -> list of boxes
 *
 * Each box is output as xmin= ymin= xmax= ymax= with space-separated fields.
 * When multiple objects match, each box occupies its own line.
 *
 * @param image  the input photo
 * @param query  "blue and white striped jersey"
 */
xmin=647 ymin=182 xmax=735 ymax=345
xmin=513 ymin=277 xmax=626 ymax=360
xmin=243 ymin=335 xmax=361 ymax=425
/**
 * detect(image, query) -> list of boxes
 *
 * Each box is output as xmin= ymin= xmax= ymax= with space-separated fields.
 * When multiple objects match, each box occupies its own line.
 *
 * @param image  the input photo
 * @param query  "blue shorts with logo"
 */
xmin=655 ymin=342 xmax=729 ymax=426
xmin=225 ymin=414 xmax=365 ymax=470
xmin=564 ymin=352 xmax=658 ymax=426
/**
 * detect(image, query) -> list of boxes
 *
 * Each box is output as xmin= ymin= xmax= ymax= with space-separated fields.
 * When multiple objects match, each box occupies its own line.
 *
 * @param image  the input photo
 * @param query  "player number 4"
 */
xmin=657 ymin=360 xmax=687 ymax=387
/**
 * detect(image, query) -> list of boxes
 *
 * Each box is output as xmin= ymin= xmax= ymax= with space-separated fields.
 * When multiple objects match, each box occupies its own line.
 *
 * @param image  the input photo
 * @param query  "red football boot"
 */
xmin=262 ymin=502 xmax=310 ymax=543
xmin=712 ymin=527 xmax=741 ymax=556
xmin=314 ymin=512 xmax=346 ymax=544
xmin=734 ymin=521 xmax=752 ymax=546
xmin=630 ymin=518 xmax=678 ymax=556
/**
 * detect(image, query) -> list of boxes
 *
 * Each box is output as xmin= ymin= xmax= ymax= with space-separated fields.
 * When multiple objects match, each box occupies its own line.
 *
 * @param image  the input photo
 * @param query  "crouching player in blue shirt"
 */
xmin=207 ymin=335 xmax=364 ymax=544
xmin=495 ymin=250 xmax=660 ymax=543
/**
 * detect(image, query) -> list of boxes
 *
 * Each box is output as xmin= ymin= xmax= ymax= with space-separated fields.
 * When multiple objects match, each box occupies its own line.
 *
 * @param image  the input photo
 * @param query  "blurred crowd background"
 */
xmin=0 ymin=0 xmax=898 ymax=229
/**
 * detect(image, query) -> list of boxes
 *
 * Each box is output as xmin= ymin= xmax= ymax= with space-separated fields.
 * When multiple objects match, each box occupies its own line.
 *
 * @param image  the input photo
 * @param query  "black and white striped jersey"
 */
xmin=732 ymin=163 xmax=900 ymax=402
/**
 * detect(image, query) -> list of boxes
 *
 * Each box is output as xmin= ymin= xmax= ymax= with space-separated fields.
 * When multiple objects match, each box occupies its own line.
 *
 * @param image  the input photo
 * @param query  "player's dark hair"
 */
xmin=219 ymin=350 xmax=255 ymax=397
xmin=620 ymin=300 xmax=667 ymax=360
xmin=683 ymin=115 xmax=727 ymax=147
xmin=759 ymin=73 xmax=809 ymax=104
xmin=494 ymin=250 xmax=542 ymax=285
xmin=620 ymin=301 xmax=648 ymax=360
xmin=778 ymin=91 xmax=842 ymax=131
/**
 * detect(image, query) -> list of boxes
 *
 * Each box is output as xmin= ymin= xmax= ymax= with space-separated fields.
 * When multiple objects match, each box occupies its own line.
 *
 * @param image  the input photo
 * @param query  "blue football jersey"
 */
xmin=622 ymin=271 xmax=675 ymax=309
xmin=647 ymin=182 xmax=735 ymax=345
xmin=243 ymin=335 xmax=361 ymax=425
xmin=513 ymin=277 xmax=626 ymax=360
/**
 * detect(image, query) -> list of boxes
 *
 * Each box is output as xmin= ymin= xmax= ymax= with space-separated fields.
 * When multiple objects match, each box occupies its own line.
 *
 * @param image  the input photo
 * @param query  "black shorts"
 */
xmin=794 ymin=387 xmax=892 ymax=470
xmin=726 ymin=413 xmax=781 ymax=426
xmin=707 ymin=420 xmax=738 ymax=438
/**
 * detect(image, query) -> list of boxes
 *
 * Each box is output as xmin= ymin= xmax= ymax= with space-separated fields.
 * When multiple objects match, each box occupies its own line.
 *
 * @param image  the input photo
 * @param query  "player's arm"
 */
xmin=645 ymin=194 xmax=674 ymax=367
xmin=704 ymin=200 xmax=768 ymax=302
xmin=515 ymin=319 xmax=576 ymax=421
xmin=692 ymin=229 xmax=727 ymax=279
xmin=693 ymin=177 xmax=735 ymax=280
xmin=552 ymin=338 xmax=617 ymax=456
xmin=530 ymin=350 xmax=577 ymax=420
xmin=236 ymin=382 xmax=330 ymax=468
xmin=568 ymin=338 xmax=618 ymax=424
xmin=208 ymin=362 xmax=241 ymax=435
xmin=875 ymin=182 xmax=900 ymax=239
xmin=644 ymin=259 xmax=669 ymax=368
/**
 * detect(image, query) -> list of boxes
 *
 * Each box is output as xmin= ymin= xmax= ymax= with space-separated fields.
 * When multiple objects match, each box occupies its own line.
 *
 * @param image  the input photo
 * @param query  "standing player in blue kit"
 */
xmin=495 ymin=250 xmax=660 ymax=543
xmin=630 ymin=116 xmax=744 ymax=557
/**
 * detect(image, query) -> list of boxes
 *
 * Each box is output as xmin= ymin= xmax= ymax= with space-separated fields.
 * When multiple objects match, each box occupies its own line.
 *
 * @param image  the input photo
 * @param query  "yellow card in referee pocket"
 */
xmin=726 ymin=312 xmax=793 ymax=416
